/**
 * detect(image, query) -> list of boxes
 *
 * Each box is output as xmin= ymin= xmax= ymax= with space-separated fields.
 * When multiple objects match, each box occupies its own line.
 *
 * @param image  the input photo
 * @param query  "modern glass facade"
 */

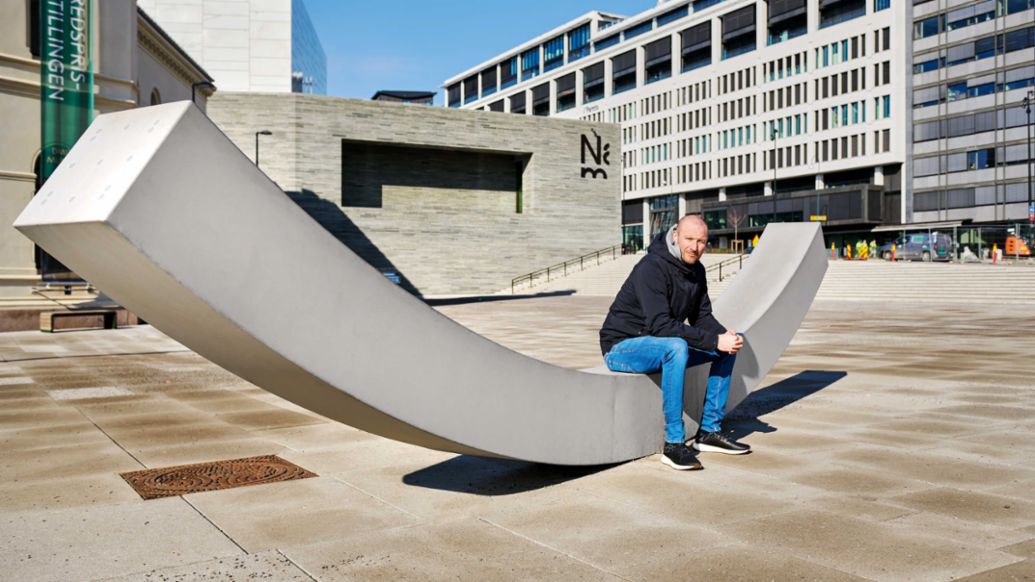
xmin=291 ymin=0 xmax=327 ymax=95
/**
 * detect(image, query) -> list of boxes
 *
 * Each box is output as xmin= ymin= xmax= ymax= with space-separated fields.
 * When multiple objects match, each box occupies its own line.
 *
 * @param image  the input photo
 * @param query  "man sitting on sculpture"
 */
xmin=599 ymin=215 xmax=751 ymax=471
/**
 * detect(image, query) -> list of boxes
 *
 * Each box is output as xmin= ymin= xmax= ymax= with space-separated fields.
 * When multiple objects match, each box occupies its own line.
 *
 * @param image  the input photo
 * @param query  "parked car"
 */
xmin=878 ymin=232 xmax=954 ymax=262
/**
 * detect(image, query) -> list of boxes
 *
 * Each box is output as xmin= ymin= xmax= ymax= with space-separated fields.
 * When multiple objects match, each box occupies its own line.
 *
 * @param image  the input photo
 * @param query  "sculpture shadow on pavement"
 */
xmin=402 ymin=456 xmax=623 ymax=496
xmin=723 ymin=370 xmax=848 ymax=440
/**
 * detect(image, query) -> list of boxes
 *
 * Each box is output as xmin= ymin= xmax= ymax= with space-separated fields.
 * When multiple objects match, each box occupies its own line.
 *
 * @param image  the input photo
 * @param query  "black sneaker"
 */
xmin=693 ymin=431 xmax=752 ymax=455
xmin=661 ymin=442 xmax=703 ymax=470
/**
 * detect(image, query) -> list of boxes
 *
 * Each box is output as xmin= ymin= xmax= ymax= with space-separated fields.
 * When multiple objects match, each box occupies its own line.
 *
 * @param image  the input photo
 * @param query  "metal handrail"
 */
xmin=511 ymin=244 xmax=625 ymax=294
xmin=704 ymin=253 xmax=749 ymax=282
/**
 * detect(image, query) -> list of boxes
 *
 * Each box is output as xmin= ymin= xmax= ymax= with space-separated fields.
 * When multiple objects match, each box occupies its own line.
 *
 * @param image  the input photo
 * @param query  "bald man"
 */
xmin=600 ymin=215 xmax=750 ymax=471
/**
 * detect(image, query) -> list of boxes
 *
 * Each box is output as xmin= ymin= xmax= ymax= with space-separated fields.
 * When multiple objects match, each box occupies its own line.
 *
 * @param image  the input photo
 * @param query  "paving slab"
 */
xmin=0 ymin=497 xmax=243 ymax=581
xmin=0 ymin=298 xmax=1034 ymax=580
xmin=722 ymin=508 xmax=1023 ymax=581
xmin=100 ymin=550 xmax=313 ymax=581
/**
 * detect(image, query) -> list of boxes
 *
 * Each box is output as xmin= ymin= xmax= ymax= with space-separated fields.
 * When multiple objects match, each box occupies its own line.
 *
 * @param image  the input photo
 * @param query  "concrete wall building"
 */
xmin=909 ymin=0 xmax=1035 ymax=225
xmin=0 ymin=0 xmax=213 ymax=293
xmin=444 ymin=0 xmax=911 ymax=250
xmin=206 ymin=92 xmax=621 ymax=295
xmin=138 ymin=0 xmax=327 ymax=94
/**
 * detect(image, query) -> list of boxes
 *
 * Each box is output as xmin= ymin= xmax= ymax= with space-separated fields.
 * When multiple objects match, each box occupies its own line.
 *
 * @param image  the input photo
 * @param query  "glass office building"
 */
xmin=443 ymin=0 xmax=1035 ymax=251
xmin=292 ymin=0 xmax=327 ymax=95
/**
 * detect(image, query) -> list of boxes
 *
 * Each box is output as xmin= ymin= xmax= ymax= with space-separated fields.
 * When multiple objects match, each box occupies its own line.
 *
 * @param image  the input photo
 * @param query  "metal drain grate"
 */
xmin=120 ymin=455 xmax=317 ymax=500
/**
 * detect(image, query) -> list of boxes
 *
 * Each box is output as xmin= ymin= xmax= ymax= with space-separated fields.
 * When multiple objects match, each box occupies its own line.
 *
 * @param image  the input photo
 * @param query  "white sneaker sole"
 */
xmin=693 ymin=442 xmax=752 ymax=455
xmin=660 ymin=454 xmax=703 ymax=470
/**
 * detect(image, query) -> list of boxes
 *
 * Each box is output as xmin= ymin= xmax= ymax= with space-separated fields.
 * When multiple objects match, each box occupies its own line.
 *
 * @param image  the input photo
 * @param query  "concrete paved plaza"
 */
xmin=1 ymin=296 xmax=1034 ymax=581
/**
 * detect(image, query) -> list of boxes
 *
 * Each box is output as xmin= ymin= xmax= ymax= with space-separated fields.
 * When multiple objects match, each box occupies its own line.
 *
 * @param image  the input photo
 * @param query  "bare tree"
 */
xmin=727 ymin=206 xmax=747 ymax=253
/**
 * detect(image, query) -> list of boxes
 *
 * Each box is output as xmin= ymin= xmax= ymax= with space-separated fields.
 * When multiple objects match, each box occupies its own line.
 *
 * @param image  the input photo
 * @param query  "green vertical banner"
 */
xmin=40 ymin=0 xmax=94 ymax=183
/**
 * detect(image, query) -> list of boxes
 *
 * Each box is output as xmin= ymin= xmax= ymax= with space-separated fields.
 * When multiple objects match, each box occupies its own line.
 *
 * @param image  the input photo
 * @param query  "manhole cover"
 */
xmin=120 ymin=455 xmax=317 ymax=500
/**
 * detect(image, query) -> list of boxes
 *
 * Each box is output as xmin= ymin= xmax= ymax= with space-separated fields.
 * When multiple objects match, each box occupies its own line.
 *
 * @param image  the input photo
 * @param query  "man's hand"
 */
xmin=717 ymin=330 xmax=743 ymax=354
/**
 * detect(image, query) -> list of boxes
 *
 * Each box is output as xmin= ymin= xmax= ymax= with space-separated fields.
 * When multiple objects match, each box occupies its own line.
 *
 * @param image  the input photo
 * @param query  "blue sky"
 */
xmin=304 ymin=0 xmax=647 ymax=103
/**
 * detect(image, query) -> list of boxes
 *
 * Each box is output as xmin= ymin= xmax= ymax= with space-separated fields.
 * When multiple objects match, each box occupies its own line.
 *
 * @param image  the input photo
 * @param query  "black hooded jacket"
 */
xmin=599 ymin=230 xmax=727 ymax=355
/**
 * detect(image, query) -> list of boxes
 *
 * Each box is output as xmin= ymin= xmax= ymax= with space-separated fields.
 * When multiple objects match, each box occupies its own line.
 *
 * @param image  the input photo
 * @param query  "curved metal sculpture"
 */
xmin=15 ymin=102 xmax=827 ymax=465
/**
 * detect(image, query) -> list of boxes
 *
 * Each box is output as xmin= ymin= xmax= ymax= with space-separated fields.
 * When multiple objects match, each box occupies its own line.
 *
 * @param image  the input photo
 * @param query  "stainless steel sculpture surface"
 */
xmin=15 ymin=102 xmax=828 ymax=465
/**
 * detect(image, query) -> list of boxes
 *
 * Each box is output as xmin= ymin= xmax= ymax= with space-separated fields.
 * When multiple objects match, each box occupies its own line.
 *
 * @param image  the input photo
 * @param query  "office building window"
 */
xmin=463 ymin=76 xmax=478 ymax=104
xmin=966 ymin=148 xmax=995 ymax=170
xmin=1005 ymin=0 xmax=1035 ymax=14
xmin=595 ymin=33 xmax=621 ymax=51
xmin=531 ymin=83 xmax=550 ymax=116
xmin=583 ymin=62 xmax=605 ymax=103
xmin=913 ymin=15 xmax=942 ymax=39
xmin=658 ymin=5 xmax=689 ymax=26
xmin=447 ymin=83 xmax=461 ymax=108
xmin=480 ymin=67 xmax=497 ymax=98
xmin=510 ymin=92 xmax=526 ymax=114
xmin=544 ymin=36 xmax=564 ymax=72
xmin=500 ymin=57 xmax=518 ymax=89
xmin=945 ymin=1 xmax=995 ymax=31
xmin=488 ymin=100 xmax=505 ymax=112
xmin=521 ymin=48 xmax=540 ymax=80
xmin=722 ymin=6 xmax=756 ymax=59
xmin=874 ymin=0 xmax=890 ymax=11
xmin=680 ymin=22 xmax=711 ymax=72
xmin=645 ymin=37 xmax=672 ymax=84
xmin=556 ymin=73 xmax=576 ymax=112
xmin=819 ymin=0 xmax=866 ymax=28
xmin=568 ymin=24 xmax=591 ymax=61
xmin=769 ymin=0 xmax=807 ymax=45
xmin=625 ymin=20 xmax=653 ymax=40
xmin=612 ymin=50 xmax=637 ymax=94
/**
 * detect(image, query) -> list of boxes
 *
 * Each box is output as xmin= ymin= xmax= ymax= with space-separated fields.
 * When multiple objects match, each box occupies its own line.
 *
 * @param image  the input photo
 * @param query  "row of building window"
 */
xmin=720 ymin=95 xmax=758 ymax=122
xmin=676 ymin=80 xmax=713 ymax=107
xmin=625 ymin=131 xmax=893 ymax=194
xmin=764 ymin=51 xmax=808 ymax=82
xmin=766 ymin=81 xmax=807 ymax=112
xmin=913 ymin=26 xmax=1035 ymax=74
xmin=914 ymin=183 xmax=1032 ymax=212
xmin=452 ymin=6 xmax=890 ymax=108
xmin=913 ymin=67 xmax=1035 ymax=109
xmin=914 ymin=0 xmax=1031 ymax=40
xmin=719 ymin=124 xmax=757 ymax=150
xmin=913 ymin=103 xmax=1031 ymax=141
xmin=677 ymin=106 xmax=714 ymax=132
xmin=914 ymin=143 xmax=1032 ymax=177
xmin=718 ymin=66 xmax=757 ymax=95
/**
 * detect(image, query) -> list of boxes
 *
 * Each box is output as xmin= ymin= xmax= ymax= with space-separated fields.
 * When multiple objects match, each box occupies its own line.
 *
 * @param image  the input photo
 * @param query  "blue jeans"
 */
xmin=604 ymin=336 xmax=737 ymax=444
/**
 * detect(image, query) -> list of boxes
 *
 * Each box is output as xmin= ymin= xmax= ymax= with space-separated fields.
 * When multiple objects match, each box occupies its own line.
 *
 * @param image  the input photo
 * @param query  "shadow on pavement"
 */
xmin=724 ymin=369 xmax=847 ymax=440
xmin=402 ymin=455 xmax=622 ymax=496
xmin=424 ymin=290 xmax=575 ymax=307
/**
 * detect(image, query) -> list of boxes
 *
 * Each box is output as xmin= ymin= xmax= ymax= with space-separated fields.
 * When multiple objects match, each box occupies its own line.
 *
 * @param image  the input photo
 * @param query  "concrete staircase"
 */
xmin=812 ymin=259 xmax=1035 ymax=304
xmin=514 ymin=253 xmax=739 ymax=297
xmin=510 ymin=252 xmax=1035 ymax=306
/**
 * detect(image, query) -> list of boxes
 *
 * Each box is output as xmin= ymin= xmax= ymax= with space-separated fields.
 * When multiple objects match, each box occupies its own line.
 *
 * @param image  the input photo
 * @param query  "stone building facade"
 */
xmin=0 ymin=0 xmax=213 ymax=294
xmin=207 ymin=93 xmax=621 ymax=295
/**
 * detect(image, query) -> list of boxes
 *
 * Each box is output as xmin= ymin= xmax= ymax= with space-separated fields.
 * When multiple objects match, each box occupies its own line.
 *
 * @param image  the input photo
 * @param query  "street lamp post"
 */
xmin=255 ymin=130 xmax=272 ymax=168
xmin=771 ymin=124 xmax=778 ymax=200
xmin=191 ymin=81 xmax=215 ymax=106
xmin=1024 ymin=90 xmax=1034 ymax=227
